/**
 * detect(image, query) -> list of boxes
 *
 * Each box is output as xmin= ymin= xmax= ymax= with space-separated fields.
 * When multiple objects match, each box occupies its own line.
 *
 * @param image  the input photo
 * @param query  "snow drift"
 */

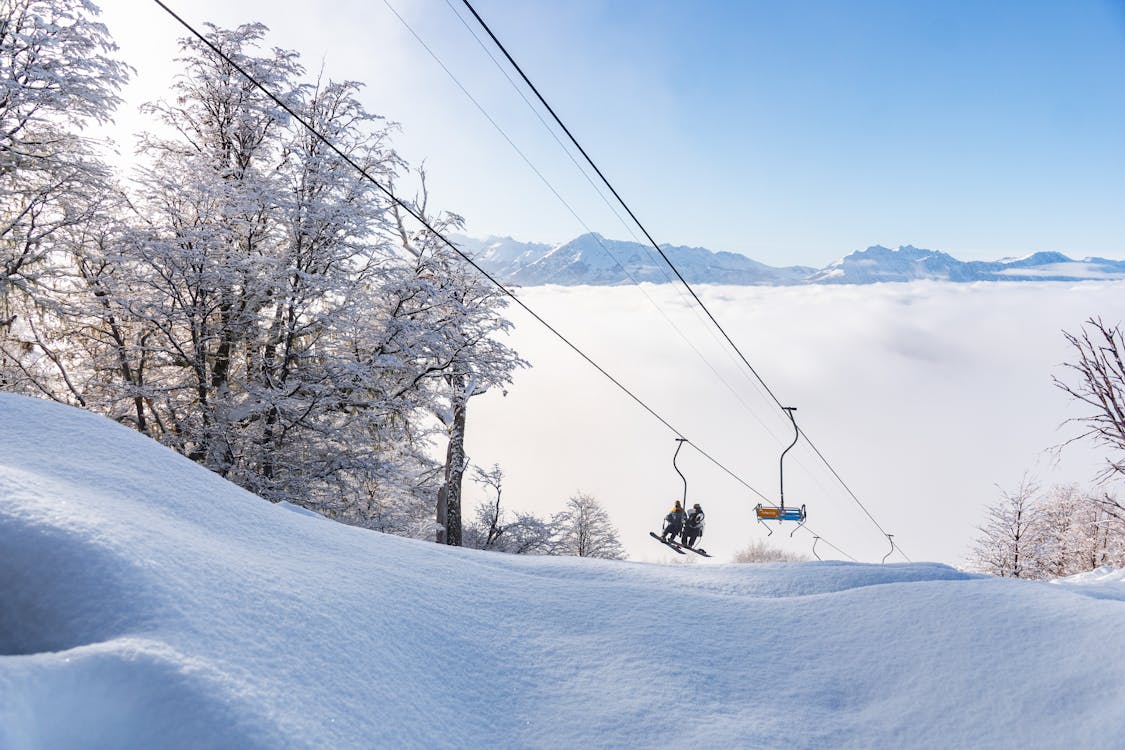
xmin=2 ymin=394 xmax=1124 ymax=749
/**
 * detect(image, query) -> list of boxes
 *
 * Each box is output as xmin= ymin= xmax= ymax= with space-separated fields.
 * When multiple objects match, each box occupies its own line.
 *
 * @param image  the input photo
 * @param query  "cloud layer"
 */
xmin=468 ymin=281 xmax=1125 ymax=565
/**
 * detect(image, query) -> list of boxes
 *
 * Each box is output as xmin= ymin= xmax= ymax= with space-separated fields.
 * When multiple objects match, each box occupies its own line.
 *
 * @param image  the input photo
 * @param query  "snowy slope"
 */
xmin=3 ymin=394 xmax=1125 ymax=749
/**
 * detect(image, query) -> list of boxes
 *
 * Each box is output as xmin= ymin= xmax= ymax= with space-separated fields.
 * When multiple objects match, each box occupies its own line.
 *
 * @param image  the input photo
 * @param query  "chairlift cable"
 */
xmin=439 ymin=0 xmax=768 ymax=402
xmin=438 ymin=0 xmax=867 ymax=533
xmin=388 ymin=0 xmax=787 ymax=452
xmin=148 ymin=0 xmax=869 ymax=560
xmin=438 ymin=0 xmax=637 ymax=254
xmin=458 ymin=0 xmax=909 ymax=562
xmin=458 ymin=0 xmax=785 ymax=408
xmin=386 ymin=0 xmax=866 ymax=561
xmin=805 ymin=528 xmax=856 ymax=562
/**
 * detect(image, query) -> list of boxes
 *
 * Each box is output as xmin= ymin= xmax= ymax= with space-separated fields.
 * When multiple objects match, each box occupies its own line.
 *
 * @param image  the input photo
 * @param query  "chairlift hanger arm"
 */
xmin=779 ymin=407 xmax=798 ymax=509
xmin=672 ymin=437 xmax=688 ymax=506
xmin=881 ymin=534 xmax=895 ymax=564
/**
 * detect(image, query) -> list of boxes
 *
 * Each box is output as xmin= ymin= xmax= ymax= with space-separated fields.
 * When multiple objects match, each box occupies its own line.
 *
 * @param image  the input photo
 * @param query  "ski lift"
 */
xmin=649 ymin=438 xmax=713 ymax=556
xmin=672 ymin=437 xmax=688 ymax=506
xmin=881 ymin=534 xmax=895 ymax=564
xmin=756 ymin=406 xmax=807 ymax=536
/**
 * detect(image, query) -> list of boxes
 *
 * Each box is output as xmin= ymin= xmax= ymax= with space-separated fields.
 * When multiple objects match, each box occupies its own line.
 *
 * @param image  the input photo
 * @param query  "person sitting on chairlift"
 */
xmin=661 ymin=501 xmax=685 ymax=543
xmin=680 ymin=503 xmax=705 ymax=549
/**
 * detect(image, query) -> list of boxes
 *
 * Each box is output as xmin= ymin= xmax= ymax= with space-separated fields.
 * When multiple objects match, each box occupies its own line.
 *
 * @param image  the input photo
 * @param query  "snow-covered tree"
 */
xmin=0 ymin=198 xmax=141 ymax=409
xmin=971 ymin=477 xmax=1043 ymax=578
xmin=1055 ymin=318 xmax=1125 ymax=483
xmin=1036 ymin=484 xmax=1087 ymax=579
xmin=111 ymin=24 xmax=466 ymax=531
xmin=464 ymin=464 xmax=506 ymax=550
xmin=967 ymin=318 xmax=1125 ymax=578
xmin=1065 ymin=500 xmax=1125 ymax=573
xmin=971 ymin=480 xmax=1125 ymax=579
xmin=1055 ymin=317 xmax=1125 ymax=524
xmin=0 ymin=16 xmax=527 ymax=543
xmin=0 ymin=0 xmax=128 ymax=353
xmin=462 ymin=464 xmax=555 ymax=554
xmin=390 ymin=179 xmax=526 ymax=546
xmin=115 ymin=23 xmax=297 ymax=473
xmin=0 ymin=0 xmax=129 ymax=404
xmin=551 ymin=492 xmax=626 ymax=559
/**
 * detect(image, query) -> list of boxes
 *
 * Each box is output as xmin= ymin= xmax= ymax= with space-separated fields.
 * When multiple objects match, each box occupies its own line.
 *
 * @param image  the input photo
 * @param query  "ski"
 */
xmin=649 ymin=531 xmax=687 ymax=554
xmin=679 ymin=545 xmax=711 ymax=557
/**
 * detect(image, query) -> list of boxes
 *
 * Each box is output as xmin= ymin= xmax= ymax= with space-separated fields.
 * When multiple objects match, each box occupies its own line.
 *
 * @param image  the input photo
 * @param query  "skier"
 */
xmin=680 ymin=503 xmax=705 ymax=549
xmin=661 ymin=500 xmax=686 ymax=543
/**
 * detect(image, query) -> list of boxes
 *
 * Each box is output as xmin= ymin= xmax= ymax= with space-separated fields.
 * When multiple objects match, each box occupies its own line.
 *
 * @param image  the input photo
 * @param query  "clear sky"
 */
xmin=103 ymin=0 xmax=1125 ymax=266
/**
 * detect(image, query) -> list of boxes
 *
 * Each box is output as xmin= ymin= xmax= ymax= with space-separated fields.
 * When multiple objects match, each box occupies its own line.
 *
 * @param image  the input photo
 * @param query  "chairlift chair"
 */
xmin=755 ymin=406 xmax=808 ymax=536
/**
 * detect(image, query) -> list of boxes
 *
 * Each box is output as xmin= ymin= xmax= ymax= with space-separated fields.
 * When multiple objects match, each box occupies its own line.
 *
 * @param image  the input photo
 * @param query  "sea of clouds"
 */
xmin=468 ymin=280 xmax=1125 ymax=565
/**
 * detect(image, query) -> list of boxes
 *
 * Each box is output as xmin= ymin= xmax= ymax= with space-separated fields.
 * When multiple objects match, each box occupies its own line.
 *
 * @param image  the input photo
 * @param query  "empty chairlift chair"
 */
xmin=755 ymin=406 xmax=807 ymax=536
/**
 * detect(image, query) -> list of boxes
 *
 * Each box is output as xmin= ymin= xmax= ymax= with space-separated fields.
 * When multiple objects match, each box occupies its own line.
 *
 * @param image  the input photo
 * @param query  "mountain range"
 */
xmin=452 ymin=233 xmax=1125 ymax=286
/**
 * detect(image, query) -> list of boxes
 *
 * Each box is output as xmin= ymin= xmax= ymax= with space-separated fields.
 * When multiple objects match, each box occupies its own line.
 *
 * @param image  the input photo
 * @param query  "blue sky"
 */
xmin=106 ymin=0 xmax=1125 ymax=265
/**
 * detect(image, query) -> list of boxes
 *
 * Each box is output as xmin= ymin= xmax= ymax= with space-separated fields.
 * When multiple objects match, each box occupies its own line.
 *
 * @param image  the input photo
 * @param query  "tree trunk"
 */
xmin=441 ymin=371 xmax=468 ymax=546
xmin=435 ymin=484 xmax=447 ymax=544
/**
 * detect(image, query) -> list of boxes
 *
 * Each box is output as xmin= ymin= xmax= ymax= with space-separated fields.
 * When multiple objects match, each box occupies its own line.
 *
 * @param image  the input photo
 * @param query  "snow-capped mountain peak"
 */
xmin=456 ymin=234 xmax=1125 ymax=286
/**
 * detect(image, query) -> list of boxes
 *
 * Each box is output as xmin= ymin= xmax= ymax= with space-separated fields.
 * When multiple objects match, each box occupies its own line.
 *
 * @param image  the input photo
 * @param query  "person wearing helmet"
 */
xmin=661 ymin=500 xmax=686 ymax=543
xmin=680 ymin=503 xmax=705 ymax=549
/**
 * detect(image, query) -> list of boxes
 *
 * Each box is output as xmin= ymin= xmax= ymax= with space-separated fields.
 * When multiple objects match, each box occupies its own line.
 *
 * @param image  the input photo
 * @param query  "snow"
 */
xmin=993 ymin=262 xmax=1125 ymax=279
xmin=1059 ymin=566 xmax=1125 ymax=585
xmin=3 ymin=393 xmax=1125 ymax=748
xmin=471 ymin=235 xmax=1125 ymax=286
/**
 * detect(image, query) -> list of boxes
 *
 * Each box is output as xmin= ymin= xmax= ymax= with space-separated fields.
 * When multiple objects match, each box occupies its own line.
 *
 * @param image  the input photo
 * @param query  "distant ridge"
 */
xmin=452 ymin=234 xmax=1125 ymax=286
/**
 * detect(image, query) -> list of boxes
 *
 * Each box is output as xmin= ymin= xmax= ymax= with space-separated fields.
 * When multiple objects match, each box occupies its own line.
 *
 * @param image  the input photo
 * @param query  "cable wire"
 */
xmin=150 ymin=0 xmax=868 ymax=561
xmin=438 ymin=0 xmax=800 ymax=447
xmin=384 ymin=0 xmax=791 ymax=492
xmin=385 ymin=0 xmax=845 ymax=547
xmin=458 ymin=0 xmax=909 ymax=562
xmin=441 ymin=3 xmax=854 ymax=536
